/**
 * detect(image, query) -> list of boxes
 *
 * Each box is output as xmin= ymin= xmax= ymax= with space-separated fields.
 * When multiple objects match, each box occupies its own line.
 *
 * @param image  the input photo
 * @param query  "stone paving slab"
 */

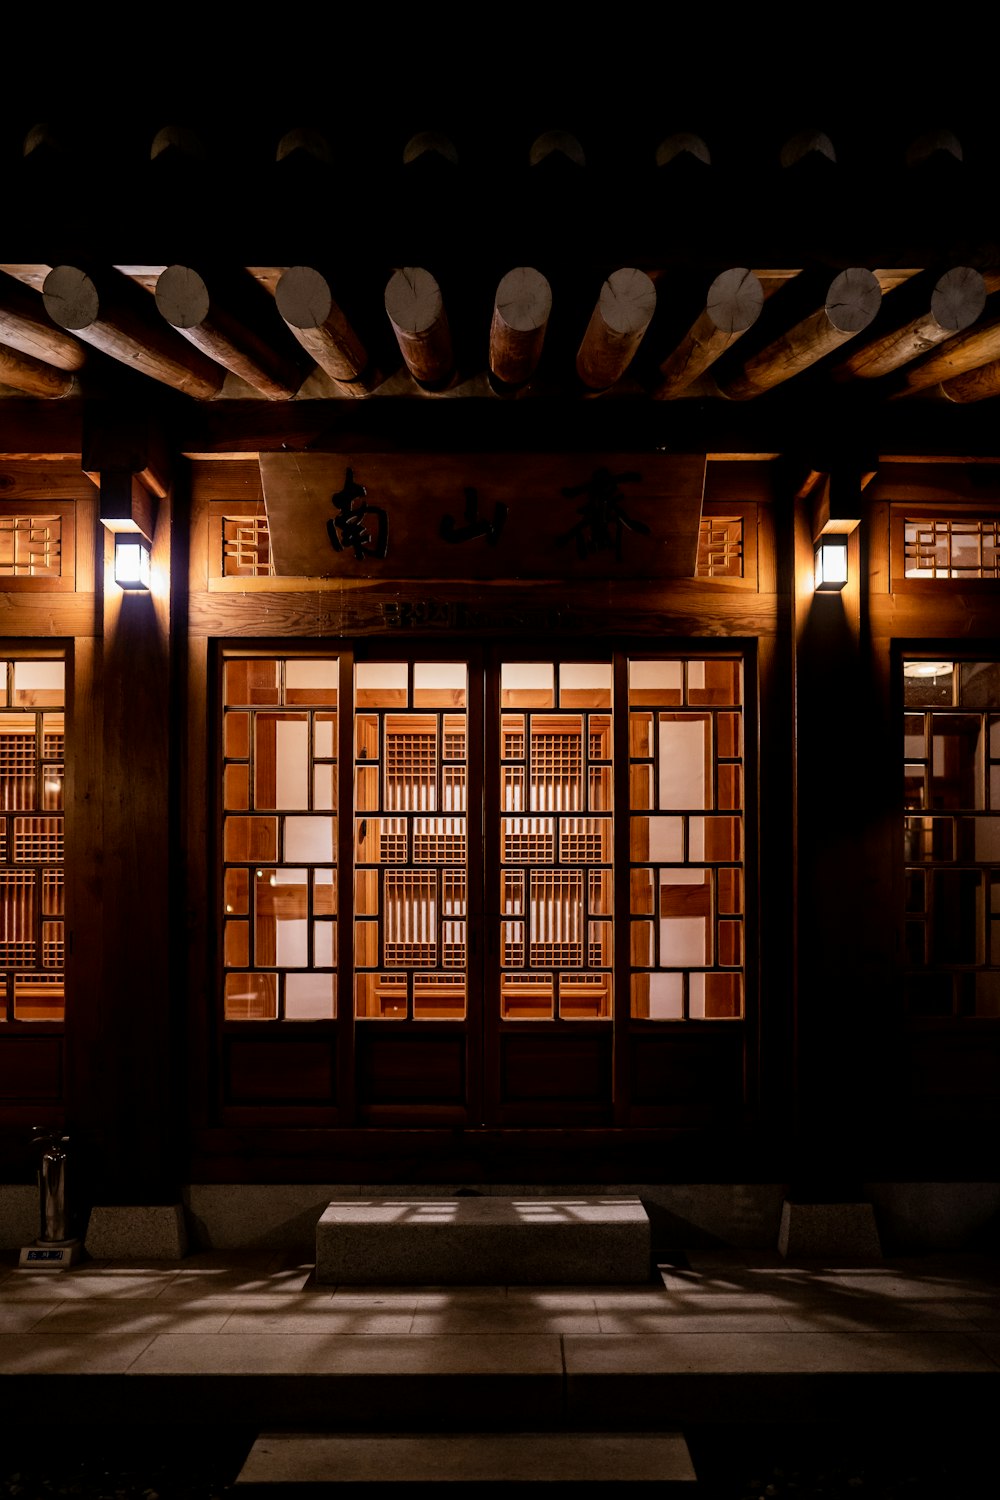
xmin=233 ymin=1431 xmax=698 ymax=1490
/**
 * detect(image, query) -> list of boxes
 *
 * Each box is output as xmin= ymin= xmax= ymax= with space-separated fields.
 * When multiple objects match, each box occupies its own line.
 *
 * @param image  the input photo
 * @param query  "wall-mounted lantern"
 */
xmin=814 ymin=535 xmax=848 ymax=591
xmin=114 ymin=537 xmax=151 ymax=590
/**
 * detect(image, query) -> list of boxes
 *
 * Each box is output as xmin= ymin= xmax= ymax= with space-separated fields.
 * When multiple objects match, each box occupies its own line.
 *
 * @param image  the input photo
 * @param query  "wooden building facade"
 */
xmin=1 ymin=111 xmax=999 ymax=1228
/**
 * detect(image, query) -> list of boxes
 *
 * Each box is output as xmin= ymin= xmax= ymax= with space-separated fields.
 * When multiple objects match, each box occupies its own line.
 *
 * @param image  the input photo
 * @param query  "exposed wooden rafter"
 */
xmin=154 ymin=265 xmax=305 ymax=399
xmin=653 ymin=268 xmax=763 ymax=400
xmin=384 ymin=267 xmax=453 ymax=387
xmin=716 ymin=269 xmax=882 ymax=400
xmin=42 ymin=265 xmax=226 ymax=399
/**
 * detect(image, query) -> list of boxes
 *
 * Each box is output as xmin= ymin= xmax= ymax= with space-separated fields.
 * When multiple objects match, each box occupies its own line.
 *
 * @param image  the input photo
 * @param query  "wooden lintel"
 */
xmin=576 ymin=268 xmax=657 ymax=390
xmin=155 ymin=265 xmax=304 ymax=399
xmin=42 ymin=265 xmax=226 ymax=400
xmin=653 ymin=268 xmax=763 ymax=399
xmin=275 ymin=266 xmax=375 ymax=393
xmin=489 ymin=267 xmax=552 ymax=386
xmin=718 ymin=269 xmax=882 ymax=400
xmin=384 ymin=267 xmax=453 ymax=387
xmin=834 ymin=266 xmax=987 ymax=381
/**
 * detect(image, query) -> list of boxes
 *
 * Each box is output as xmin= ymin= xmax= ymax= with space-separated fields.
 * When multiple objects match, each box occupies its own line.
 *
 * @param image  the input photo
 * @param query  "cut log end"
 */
xmin=42 ymin=266 xmax=100 ymax=331
xmin=931 ymin=266 xmax=987 ymax=333
xmin=494 ymin=267 xmax=552 ymax=333
xmin=276 ymin=266 xmax=333 ymax=330
xmin=825 ymin=268 xmax=881 ymax=334
xmin=598 ymin=268 xmax=657 ymax=336
xmin=384 ymin=267 xmax=443 ymax=336
xmin=707 ymin=268 xmax=764 ymax=335
xmin=155 ymin=265 xmax=211 ymax=329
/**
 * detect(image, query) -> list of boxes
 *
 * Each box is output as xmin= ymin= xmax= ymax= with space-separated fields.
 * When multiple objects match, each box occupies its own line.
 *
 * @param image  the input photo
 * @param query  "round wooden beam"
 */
xmin=0 ymin=340 xmax=76 ymax=398
xmin=150 ymin=125 xmax=206 ymax=162
xmin=939 ymin=355 xmax=1000 ymax=403
xmin=384 ymin=267 xmax=453 ymax=387
xmin=43 ymin=265 xmax=225 ymax=400
xmin=718 ymin=268 xmax=881 ymax=400
xmin=529 ymin=130 xmax=585 ymax=167
xmin=655 ymin=133 xmax=710 ymax=167
xmin=275 ymin=266 xmax=374 ymax=393
xmin=780 ymin=129 xmax=836 ymax=167
xmin=276 ymin=127 xmax=333 ymax=165
xmin=835 ymin=266 xmax=987 ymax=381
xmin=906 ymin=129 xmax=962 ymax=167
xmin=403 ymin=131 xmax=458 ymax=165
xmin=156 ymin=265 xmax=302 ymax=399
xmin=0 ymin=284 xmax=87 ymax=371
xmin=489 ymin=267 xmax=552 ymax=386
xmin=653 ymin=268 xmax=763 ymax=399
xmin=576 ymin=268 xmax=657 ymax=390
xmin=896 ymin=311 xmax=1000 ymax=395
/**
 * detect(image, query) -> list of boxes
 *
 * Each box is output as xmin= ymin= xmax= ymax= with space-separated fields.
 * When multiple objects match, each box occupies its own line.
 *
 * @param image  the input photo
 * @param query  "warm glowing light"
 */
xmin=114 ymin=539 xmax=151 ymax=589
xmin=903 ymin=661 xmax=953 ymax=679
xmin=814 ymin=537 xmax=848 ymax=591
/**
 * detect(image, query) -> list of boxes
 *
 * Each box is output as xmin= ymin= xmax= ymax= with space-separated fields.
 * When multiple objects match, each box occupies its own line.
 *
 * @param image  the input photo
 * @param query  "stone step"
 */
xmin=315 ymin=1196 xmax=653 ymax=1285
xmin=233 ymin=1431 xmax=698 ymax=1493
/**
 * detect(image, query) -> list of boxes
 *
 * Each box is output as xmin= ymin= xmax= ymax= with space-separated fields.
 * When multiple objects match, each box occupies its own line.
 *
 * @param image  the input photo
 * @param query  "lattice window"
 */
xmin=0 ymin=659 xmax=65 ymax=1023
xmin=628 ymin=656 xmax=744 ymax=1020
xmin=904 ymin=518 xmax=1000 ymax=579
xmin=352 ymin=660 xmax=469 ymax=1021
xmin=902 ymin=659 xmax=1000 ymax=1016
xmin=0 ymin=515 xmax=63 ymax=579
xmin=222 ymin=514 xmax=273 ymax=577
xmin=696 ymin=516 xmax=744 ymax=578
xmin=499 ymin=663 xmax=613 ymax=1020
xmin=221 ymin=657 xmax=338 ymax=1021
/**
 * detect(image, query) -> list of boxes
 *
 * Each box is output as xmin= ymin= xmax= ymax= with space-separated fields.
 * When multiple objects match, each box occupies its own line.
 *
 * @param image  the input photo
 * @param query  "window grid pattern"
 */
xmin=500 ymin=671 xmax=613 ymax=1022
xmin=221 ymin=658 xmax=338 ymax=1021
xmin=0 ymin=659 xmax=65 ymax=1023
xmin=353 ymin=672 xmax=468 ymax=1022
xmin=695 ymin=517 xmax=744 ymax=578
xmin=222 ymin=515 xmax=273 ymax=578
xmin=904 ymin=519 xmax=1000 ymax=579
xmin=628 ymin=657 xmax=744 ymax=1021
xmin=903 ymin=660 xmax=1000 ymax=1016
xmin=0 ymin=516 xmax=63 ymax=579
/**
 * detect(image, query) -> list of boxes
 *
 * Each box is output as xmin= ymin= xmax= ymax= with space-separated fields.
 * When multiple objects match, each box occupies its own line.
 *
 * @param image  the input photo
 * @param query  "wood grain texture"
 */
xmin=156 ymin=265 xmax=303 ymax=399
xmin=258 ymin=449 xmax=705 ymax=579
xmin=720 ymin=269 xmax=881 ymax=399
xmin=835 ymin=267 xmax=987 ymax=380
xmin=576 ymin=268 xmax=657 ymax=389
xmin=43 ymin=265 xmax=226 ymax=399
xmin=384 ymin=267 xmax=453 ymax=385
xmin=276 ymin=266 xmax=370 ymax=387
xmin=654 ymin=269 xmax=763 ymax=398
xmin=489 ymin=267 xmax=552 ymax=385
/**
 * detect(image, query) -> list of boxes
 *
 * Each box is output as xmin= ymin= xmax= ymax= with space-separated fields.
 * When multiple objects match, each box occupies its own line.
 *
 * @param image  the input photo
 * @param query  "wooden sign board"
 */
xmin=259 ymin=452 xmax=706 ymax=579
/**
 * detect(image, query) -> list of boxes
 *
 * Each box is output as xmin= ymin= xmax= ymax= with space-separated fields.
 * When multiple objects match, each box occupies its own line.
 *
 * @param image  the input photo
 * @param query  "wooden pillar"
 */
xmin=788 ymin=463 xmax=885 ymax=1194
xmin=72 ymin=409 xmax=179 ymax=1202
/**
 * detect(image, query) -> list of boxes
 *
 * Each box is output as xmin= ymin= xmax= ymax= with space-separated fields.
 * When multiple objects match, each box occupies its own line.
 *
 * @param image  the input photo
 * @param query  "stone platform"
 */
xmin=315 ymin=1196 xmax=652 ymax=1285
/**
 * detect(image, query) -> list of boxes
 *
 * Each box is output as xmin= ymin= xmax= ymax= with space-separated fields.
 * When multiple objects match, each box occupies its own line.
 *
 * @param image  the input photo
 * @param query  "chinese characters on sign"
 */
xmin=327 ymin=468 xmax=388 ymax=561
xmin=258 ymin=450 xmax=703 ymax=579
xmin=326 ymin=467 xmax=646 ymax=563
xmin=559 ymin=467 xmax=649 ymax=560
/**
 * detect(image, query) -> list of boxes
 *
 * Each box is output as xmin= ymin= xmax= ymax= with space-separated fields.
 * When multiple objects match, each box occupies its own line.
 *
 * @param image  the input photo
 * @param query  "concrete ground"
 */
xmin=1 ymin=1245 xmax=998 ymax=1491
